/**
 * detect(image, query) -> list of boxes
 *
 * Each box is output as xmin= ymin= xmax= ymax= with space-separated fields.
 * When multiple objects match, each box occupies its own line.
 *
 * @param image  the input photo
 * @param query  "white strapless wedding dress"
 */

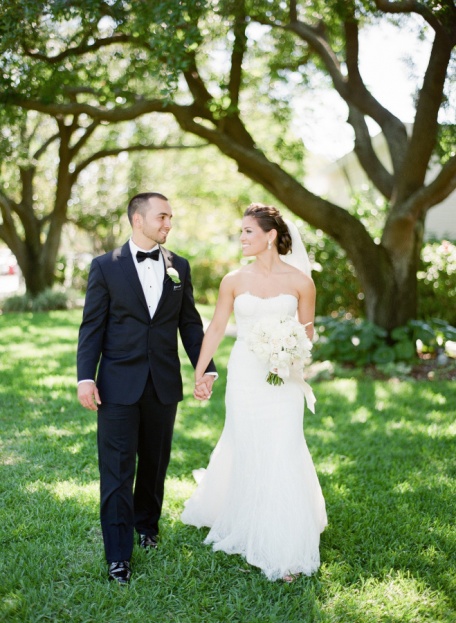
xmin=181 ymin=293 xmax=327 ymax=580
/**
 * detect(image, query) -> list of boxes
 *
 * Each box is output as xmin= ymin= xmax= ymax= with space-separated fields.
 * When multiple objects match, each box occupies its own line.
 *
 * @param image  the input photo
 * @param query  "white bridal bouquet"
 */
xmin=247 ymin=315 xmax=313 ymax=386
xmin=246 ymin=315 xmax=316 ymax=412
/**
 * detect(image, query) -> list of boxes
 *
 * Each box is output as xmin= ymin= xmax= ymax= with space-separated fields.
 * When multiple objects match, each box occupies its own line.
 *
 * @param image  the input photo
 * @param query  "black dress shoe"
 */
xmin=138 ymin=533 xmax=158 ymax=550
xmin=108 ymin=561 xmax=131 ymax=584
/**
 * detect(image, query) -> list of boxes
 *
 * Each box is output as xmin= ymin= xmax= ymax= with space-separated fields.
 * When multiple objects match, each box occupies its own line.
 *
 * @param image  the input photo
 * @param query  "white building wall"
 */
xmin=305 ymin=131 xmax=456 ymax=241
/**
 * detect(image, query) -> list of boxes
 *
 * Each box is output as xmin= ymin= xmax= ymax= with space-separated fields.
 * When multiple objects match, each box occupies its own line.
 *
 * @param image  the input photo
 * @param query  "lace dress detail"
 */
xmin=181 ymin=293 xmax=327 ymax=580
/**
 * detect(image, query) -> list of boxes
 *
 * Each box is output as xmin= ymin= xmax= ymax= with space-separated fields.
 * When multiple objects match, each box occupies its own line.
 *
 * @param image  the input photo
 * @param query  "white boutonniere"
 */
xmin=167 ymin=267 xmax=181 ymax=284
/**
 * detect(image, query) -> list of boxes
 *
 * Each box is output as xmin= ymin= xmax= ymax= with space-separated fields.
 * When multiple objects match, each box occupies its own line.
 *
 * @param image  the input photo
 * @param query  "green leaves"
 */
xmin=313 ymin=315 xmax=456 ymax=366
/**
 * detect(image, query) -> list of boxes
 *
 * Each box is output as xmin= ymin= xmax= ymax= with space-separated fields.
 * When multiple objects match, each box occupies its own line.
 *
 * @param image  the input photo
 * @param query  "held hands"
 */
xmin=77 ymin=381 xmax=102 ymax=411
xmin=194 ymin=374 xmax=215 ymax=401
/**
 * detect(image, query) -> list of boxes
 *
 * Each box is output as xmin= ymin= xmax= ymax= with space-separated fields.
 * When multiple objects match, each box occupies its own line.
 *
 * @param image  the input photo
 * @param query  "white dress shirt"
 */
xmin=129 ymin=239 xmax=164 ymax=318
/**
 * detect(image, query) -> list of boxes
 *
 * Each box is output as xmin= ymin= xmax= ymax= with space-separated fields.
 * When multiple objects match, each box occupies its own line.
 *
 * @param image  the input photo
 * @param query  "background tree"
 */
xmin=0 ymin=101 xmax=206 ymax=295
xmin=1 ymin=0 xmax=455 ymax=328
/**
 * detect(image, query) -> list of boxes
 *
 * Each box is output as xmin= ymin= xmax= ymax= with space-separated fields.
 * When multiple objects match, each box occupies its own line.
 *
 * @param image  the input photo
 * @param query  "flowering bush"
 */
xmin=418 ymin=240 xmax=456 ymax=325
xmin=246 ymin=315 xmax=313 ymax=385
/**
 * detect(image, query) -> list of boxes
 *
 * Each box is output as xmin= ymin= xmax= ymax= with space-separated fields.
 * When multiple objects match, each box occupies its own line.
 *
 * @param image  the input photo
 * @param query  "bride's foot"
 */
xmin=283 ymin=573 xmax=300 ymax=583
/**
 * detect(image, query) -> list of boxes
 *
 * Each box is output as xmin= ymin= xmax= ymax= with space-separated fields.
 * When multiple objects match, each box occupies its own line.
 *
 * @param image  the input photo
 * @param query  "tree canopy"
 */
xmin=0 ymin=0 xmax=455 ymax=328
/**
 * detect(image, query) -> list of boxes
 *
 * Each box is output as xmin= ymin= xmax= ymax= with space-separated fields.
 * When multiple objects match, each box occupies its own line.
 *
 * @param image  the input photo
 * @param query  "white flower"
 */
xmin=247 ymin=314 xmax=313 ymax=389
xmin=167 ymin=267 xmax=180 ymax=284
xmin=283 ymin=334 xmax=298 ymax=349
xmin=251 ymin=342 xmax=271 ymax=362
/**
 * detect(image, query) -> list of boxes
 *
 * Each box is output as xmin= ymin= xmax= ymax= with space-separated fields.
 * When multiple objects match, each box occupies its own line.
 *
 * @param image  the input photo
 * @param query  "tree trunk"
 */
xmin=361 ymin=248 xmax=420 ymax=331
xmin=345 ymin=207 xmax=424 ymax=330
xmin=18 ymin=240 xmax=58 ymax=296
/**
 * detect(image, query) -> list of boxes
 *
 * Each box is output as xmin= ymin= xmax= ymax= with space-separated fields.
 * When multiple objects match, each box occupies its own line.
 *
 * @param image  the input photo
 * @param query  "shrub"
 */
xmin=418 ymin=240 xmax=456 ymax=325
xmin=188 ymin=253 xmax=237 ymax=305
xmin=2 ymin=289 xmax=70 ymax=313
xmin=55 ymin=253 xmax=92 ymax=293
xmin=313 ymin=315 xmax=456 ymax=365
xmin=303 ymin=228 xmax=364 ymax=318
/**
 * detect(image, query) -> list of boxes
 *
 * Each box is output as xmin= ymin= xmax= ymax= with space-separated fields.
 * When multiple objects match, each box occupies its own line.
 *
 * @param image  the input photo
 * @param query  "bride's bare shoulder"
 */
xmin=220 ymin=268 xmax=246 ymax=288
xmin=223 ymin=265 xmax=254 ymax=279
xmin=220 ymin=266 xmax=252 ymax=293
xmin=294 ymin=270 xmax=315 ymax=296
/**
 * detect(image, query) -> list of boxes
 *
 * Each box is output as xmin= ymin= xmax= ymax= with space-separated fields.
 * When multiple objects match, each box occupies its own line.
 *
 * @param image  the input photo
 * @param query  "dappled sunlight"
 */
xmin=308 ymin=422 xmax=338 ymax=444
xmin=165 ymin=476 xmax=197 ymax=504
xmin=313 ymin=377 xmax=455 ymax=615
xmin=46 ymin=479 xmax=98 ymax=505
xmin=393 ymin=480 xmax=415 ymax=494
xmin=350 ymin=406 xmax=371 ymax=424
xmin=37 ymin=375 xmax=76 ymax=389
xmin=384 ymin=413 xmax=455 ymax=440
xmin=37 ymin=420 xmax=97 ymax=439
xmin=7 ymin=341 xmax=74 ymax=358
xmin=40 ymin=425 xmax=73 ymax=438
xmin=0 ymin=445 xmax=24 ymax=466
xmin=317 ymin=378 xmax=359 ymax=403
xmin=324 ymin=569 xmax=444 ymax=622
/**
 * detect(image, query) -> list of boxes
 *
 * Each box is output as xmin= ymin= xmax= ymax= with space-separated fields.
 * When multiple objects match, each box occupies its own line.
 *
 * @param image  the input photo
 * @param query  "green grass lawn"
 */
xmin=0 ymin=310 xmax=455 ymax=623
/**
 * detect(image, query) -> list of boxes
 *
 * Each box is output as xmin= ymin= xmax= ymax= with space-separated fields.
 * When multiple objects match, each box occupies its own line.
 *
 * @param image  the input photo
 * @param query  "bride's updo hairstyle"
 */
xmin=244 ymin=203 xmax=292 ymax=255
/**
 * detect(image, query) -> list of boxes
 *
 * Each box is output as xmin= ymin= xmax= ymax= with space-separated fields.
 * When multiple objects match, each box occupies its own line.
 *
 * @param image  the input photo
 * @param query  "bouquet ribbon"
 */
xmin=299 ymin=379 xmax=316 ymax=413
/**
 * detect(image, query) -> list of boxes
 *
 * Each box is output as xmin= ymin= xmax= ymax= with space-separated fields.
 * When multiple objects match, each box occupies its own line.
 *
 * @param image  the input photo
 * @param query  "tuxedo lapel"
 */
xmin=117 ymin=243 xmax=149 ymax=315
xmin=161 ymin=247 xmax=174 ymax=277
xmin=154 ymin=247 xmax=175 ymax=316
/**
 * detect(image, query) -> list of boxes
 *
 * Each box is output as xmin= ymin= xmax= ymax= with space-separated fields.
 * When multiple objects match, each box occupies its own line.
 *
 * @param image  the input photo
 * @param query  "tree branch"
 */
xmin=183 ymin=53 xmax=256 ymax=149
xmin=69 ymin=120 xmax=100 ymax=158
xmin=424 ymin=153 xmax=456 ymax=207
xmin=227 ymin=6 xmax=247 ymax=109
xmin=374 ymin=0 xmax=448 ymax=32
xmin=8 ymin=97 xmax=174 ymax=121
xmin=395 ymin=31 xmax=453 ymax=201
xmin=287 ymin=17 xmax=409 ymax=174
xmin=286 ymin=20 xmax=349 ymax=97
xmin=0 ymin=192 xmax=22 ymax=253
xmin=22 ymin=34 xmax=130 ymax=63
xmin=348 ymin=107 xmax=394 ymax=198
xmin=182 ymin=54 xmax=215 ymax=118
xmin=289 ymin=0 xmax=297 ymax=22
xmin=400 ymin=153 xmax=456 ymax=219
xmin=70 ymin=142 xmax=208 ymax=184
xmin=343 ymin=14 xmax=409 ymax=174
xmin=33 ymin=133 xmax=60 ymax=161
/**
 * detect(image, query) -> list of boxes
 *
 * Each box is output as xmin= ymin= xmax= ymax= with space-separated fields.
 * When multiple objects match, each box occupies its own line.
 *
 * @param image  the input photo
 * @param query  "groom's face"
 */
xmin=137 ymin=198 xmax=173 ymax=247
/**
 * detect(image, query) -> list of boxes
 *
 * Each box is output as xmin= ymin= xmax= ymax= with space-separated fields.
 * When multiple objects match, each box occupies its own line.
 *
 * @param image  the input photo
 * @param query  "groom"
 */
xmin=77 ymin=192 xmax=216 ymax=584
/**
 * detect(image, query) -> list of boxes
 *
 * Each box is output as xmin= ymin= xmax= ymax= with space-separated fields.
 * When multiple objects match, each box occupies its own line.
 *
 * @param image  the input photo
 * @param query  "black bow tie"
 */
xmin=136 ymin=249 xmax=160 ymax=263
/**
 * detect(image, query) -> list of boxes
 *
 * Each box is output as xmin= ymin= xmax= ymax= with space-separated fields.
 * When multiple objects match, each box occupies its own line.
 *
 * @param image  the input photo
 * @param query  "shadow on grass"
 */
xmin=312 ymin=378 xmax=456 ymax=619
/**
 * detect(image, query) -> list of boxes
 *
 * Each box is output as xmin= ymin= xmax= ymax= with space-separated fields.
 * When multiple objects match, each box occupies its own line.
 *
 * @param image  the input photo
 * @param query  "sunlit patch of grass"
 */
xmin=47 ymin=480 xmax=99 ymax=504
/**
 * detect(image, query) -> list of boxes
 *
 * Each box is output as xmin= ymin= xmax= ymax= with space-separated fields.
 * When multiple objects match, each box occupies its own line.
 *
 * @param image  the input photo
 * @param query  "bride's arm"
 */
xmin=194 ymin=274 xmax=236 ymax=381
xmin=297 ymin=275 xmax=316 ymax=340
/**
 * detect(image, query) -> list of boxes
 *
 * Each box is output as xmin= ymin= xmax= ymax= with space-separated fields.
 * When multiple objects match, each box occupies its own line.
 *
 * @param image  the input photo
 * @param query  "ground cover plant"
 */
xmin=0 ymin=310 xmax=455 ymax=623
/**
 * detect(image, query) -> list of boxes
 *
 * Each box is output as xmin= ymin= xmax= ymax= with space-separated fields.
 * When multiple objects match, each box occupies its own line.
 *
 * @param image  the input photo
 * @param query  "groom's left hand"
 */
xmin=194 ymin=374 xmax=215 ymax=401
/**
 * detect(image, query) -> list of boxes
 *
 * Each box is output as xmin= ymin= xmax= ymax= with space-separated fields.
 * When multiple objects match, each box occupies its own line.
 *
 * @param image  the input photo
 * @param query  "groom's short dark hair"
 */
xmin=127 ymin=192 xmax=168 ymax=224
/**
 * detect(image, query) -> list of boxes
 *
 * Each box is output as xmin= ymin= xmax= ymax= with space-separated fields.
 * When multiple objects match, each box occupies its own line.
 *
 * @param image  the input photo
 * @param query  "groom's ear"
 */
xmin=132 ymin=212 xmax=142 ymax=229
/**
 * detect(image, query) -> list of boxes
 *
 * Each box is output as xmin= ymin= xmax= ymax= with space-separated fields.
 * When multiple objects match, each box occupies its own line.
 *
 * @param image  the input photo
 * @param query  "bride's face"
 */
xmin=240 ymin=216 xmax=269 ymax=256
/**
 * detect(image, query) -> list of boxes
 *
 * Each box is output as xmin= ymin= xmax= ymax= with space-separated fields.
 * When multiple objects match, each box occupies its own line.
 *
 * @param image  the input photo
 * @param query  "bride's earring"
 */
xmin=267 ymin=240 xmax=272 ymax=250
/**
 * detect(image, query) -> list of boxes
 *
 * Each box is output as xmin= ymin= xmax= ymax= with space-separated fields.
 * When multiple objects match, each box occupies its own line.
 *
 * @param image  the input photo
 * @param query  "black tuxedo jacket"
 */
xmin=77 ymin=242 xmax=215 ymax=405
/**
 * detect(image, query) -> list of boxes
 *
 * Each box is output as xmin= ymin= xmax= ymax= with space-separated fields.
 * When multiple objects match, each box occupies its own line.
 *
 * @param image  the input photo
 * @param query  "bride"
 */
xmin=181 ymin=203 xmax=327 ymax=582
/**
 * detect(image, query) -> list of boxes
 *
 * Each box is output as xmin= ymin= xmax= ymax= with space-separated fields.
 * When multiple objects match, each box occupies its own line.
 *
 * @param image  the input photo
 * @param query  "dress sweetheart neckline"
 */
xmin=235 ymin=291 xmax=298 ymax=302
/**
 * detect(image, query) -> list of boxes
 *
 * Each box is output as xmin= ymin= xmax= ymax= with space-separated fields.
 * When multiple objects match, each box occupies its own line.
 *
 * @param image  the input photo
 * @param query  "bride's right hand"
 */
xmin=194 ymin=376 xmax=213 ymax=401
